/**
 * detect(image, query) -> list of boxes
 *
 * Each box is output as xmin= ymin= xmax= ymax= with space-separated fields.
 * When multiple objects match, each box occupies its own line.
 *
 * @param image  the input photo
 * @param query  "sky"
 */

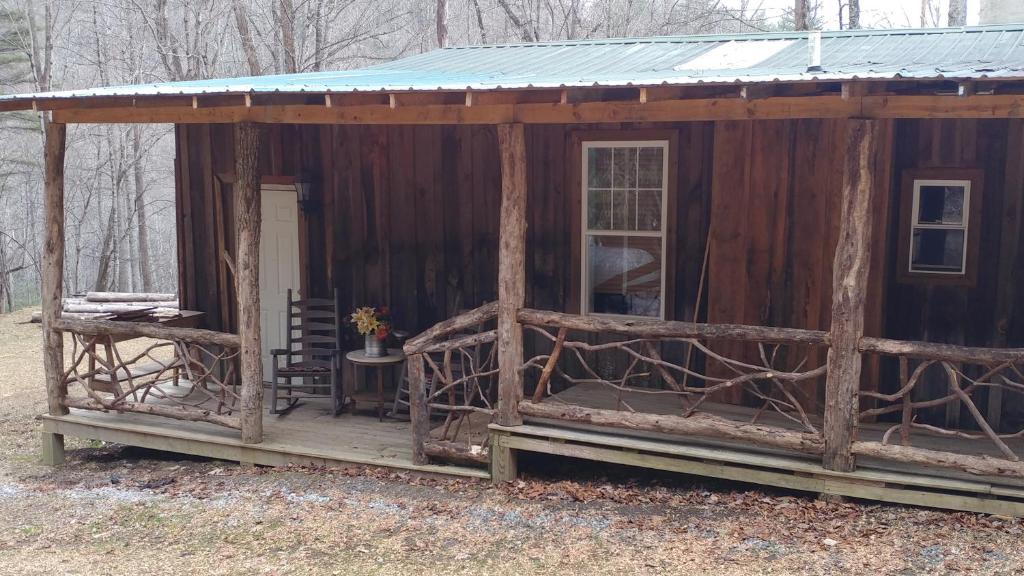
xmin=727 ymin=0 xmax=982 ymax=29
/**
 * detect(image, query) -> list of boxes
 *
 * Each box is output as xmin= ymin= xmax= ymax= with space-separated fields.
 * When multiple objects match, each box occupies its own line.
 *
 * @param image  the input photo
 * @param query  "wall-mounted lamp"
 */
xmin=295 ymin=174 xmax=316 ymax=212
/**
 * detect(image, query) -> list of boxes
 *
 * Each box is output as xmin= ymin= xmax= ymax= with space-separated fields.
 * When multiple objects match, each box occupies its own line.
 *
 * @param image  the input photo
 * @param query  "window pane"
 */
xmin=634 ymin=189 xmax=662 ymax=231
xmin=911 ymin=228 xmax=965 ymax=273
xmin=588 ymin=190 xmax=628 ymax=230
xmin=612 ymin=147 xmax=637 ymax=188
xmin=917 ymin=184 xmax=965 ymax=225
xmin=587 ymin=147 xmax=611 ymax=188
xmin=587 ymin=235 xmax=662 ymax=317
xmin=588 ymin=189 xmax=611 ymax=230
xmin=638 ymin=147 xmax=664 ymax=188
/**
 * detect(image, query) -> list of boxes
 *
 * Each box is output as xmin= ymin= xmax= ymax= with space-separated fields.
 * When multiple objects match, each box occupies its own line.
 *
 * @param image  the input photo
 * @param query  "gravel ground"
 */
xmin=2 ymin=307 xmax=1024 ymax=575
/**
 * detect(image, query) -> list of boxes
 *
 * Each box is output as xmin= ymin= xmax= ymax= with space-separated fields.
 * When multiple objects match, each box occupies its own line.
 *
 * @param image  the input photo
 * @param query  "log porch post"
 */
xmin=41 ymin=120 xmax=68 ymax=465
xmin=823 ymin=118 xmax=878 ymax=472
xmin=408 ymin=353 xmax=429 ymax=465
xmin=495 ymin=123 xmax=527 ymax=429
xmin=235 ymin=122 xmax=264 ymax=444
xmin=42 ymin=121 xmax=68 ymax=417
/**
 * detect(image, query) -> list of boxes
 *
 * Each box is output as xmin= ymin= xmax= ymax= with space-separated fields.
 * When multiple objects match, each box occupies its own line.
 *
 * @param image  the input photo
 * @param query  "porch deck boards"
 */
xmin=41 ymin=400 xmax=489 ymax=479
xmin=490 ymin=421 xmax=1024 ymax=516
xmin=539 ymin=382 xmax=1024 ymax=488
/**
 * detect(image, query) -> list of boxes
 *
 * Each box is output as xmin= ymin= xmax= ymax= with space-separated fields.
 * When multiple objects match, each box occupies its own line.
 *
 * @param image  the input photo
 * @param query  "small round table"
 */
xmin=345 ymin=349 xmax=405 ymax=421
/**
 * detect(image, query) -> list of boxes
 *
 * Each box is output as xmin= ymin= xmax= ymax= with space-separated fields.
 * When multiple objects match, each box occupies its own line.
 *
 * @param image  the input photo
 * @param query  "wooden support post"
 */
xmin=489 ymin=430 xmax=518 ymax=483
xmin=40 ymin=432 xmax=65 ymax=466
xmin=235 ymin=122 xmax=264 ymax=444
xmin=408 ymin=353 xmax=429 ymax=465
xmin=42 ymin=121 xmax=68 ymax=417
xmin=496 ymin=123 xmax=527 ymax=427
xmin=823 ymin=119 xmax=879 ymax=472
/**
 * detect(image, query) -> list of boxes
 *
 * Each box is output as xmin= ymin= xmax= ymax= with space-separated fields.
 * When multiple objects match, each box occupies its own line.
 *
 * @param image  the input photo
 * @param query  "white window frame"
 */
xmin=580 ymin=140 xmax=670 ymax=320
xmin=908 ymin=179 xmax=971 ymax=276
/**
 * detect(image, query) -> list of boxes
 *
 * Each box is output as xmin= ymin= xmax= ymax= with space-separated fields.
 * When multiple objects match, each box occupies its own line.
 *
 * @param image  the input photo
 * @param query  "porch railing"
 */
xmin=503 ymin=308 xmax=1024 ymax=480
xmin=516 ymin=308 xmax=831 ymax=457
xmin=404 ymin=301 xmax=499 ymax=466
xmin=55 ymin=318 xmax=243 ymax=430
xmin=855 ymin=337 xmax=1024 ymax=479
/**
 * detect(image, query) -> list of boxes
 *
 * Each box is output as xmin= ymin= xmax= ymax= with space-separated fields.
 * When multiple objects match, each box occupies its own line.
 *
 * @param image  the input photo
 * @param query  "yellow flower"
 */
xmin=350 ymin=307 xmax=381 ymax=336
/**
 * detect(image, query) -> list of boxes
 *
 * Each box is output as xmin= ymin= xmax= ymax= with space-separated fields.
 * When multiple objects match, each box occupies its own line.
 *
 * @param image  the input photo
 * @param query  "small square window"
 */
xmin=898 ymin=169 xmax=982 ymax=285
xmin=909 ymin=179 xmax=970 ymax=275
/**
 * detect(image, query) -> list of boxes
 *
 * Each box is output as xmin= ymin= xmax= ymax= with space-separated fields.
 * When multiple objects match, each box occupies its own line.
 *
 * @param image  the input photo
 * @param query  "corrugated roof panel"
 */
xmin=4 ymin=25 xmax=1024 ymax=105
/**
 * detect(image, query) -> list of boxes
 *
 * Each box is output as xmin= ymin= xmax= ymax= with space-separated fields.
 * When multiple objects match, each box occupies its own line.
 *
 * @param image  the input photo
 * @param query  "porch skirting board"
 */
xmin=489 ymin=423 xmax=1024 ymax=517
xmin=40 ymin=411 xmax=489 ymax=480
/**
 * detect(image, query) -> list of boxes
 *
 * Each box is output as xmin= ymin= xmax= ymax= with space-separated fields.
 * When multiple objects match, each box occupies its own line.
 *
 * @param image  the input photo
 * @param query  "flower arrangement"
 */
xmin=350 ymin=306 xmax=391 ymax=341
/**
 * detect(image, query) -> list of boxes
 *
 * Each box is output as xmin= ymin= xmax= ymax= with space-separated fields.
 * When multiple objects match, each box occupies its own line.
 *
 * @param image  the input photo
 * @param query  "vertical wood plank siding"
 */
xmin=173 ymin=119 xmax=1024 ymax=427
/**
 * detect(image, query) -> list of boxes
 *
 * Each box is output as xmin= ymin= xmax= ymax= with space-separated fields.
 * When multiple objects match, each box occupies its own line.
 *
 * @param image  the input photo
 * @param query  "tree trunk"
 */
xmin=279 ymin=0 xmax=298 ymax=73
xmin=794 ymin=0 xmax=809 ymax=29
xmin=496 ymin=124 xmax=527 ymax=427
xmin=948 ymin=0 xmax=968 ymax=25
xmin=235 ymin=123 xmax=263 ymax=444
xmin=133 ymin=126 xmax=154 ymax=292
xmin=43 ymin=121 xmax=67 ymax=416
xmin=313 ymin=0 xmax=326 ymax=71
xmin=93 ymin=203 xmax=116 ymax=291
xmin=231 ymin=0 xmax=262 ymax=75
xmin=822 ymin=119 xmax=879 ymax=473
xmin=470 ymin=0 xmax=488 ymax=43
xmin=436 ymin=0 xmax=449 ymax=48
xmin=849 ymin=0 xmax=861 ymax=28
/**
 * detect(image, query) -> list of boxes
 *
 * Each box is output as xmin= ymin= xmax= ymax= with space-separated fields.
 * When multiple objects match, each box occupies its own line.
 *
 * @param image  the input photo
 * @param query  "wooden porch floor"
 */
xmin=485 ymin=382 xmax=1024 ymax=516
xmin=545 ymin=381 xmax=1024 ymax=485
xmin=41 ymin=398 xmax=489 ymax=479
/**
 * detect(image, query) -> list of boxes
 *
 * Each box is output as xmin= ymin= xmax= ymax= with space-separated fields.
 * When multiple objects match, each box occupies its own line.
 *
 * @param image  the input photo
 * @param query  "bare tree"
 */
xmin=948 ymin=0 xmax=967 ymax=25
xmin=795 ymin=0 xmax=809 ymax=29
xmin=232 ymin=0 xmax=262 ymax=75
xmin=436 ymin=0 xmax=448 ymax=48
xmin=279 ymin=0 xmax=297 ymax=73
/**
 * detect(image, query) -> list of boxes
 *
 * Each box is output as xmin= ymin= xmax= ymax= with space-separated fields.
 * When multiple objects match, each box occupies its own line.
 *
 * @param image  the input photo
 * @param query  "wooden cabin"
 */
xmin=10 ymin=26 xmax=1024 ymax=515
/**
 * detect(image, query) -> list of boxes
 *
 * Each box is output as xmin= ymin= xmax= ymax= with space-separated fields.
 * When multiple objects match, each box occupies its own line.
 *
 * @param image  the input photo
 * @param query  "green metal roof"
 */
xmin=4 ymin=25 xmax=1024 ymax=105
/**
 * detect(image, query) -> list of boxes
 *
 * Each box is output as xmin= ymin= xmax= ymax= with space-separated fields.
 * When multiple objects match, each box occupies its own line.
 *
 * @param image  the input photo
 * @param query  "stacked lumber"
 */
xmin=31 ymin=291 xmax=180 ymax=323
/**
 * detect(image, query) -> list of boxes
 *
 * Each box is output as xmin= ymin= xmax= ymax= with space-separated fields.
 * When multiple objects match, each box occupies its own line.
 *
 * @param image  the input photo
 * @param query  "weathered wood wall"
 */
xmin=884 ymin=119 xmax=1024 ymax=430
xmin=174 ymin=118 xmax=1024 ymax=424
xmin=177 ymin=122 xmax=713 ymax=336
xmin=705 ymin=119 xmax=894 ymax=406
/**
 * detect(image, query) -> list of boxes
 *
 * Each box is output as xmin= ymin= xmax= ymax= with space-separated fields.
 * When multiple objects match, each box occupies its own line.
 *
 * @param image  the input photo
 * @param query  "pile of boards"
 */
xmin=31 ymin=292 xmax=179 ymax=323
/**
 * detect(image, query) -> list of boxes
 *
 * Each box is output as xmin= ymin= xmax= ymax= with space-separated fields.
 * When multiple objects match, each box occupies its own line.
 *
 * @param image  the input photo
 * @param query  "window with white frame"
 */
xmin=582 ymin=141 xmax=668 ymax=319
xmin=908 ymin=179 xmax=971 ymax=275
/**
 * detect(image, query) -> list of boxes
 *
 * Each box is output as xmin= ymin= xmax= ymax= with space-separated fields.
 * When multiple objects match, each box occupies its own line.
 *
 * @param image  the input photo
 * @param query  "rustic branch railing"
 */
xmin=516 ymin=309 xmax=830 ymax=456
xmin=55 ymin=318 xmax=243 ymax=430
xmin=855 ymin=336 xmax=1024 ymax=479
xmin=403 ymin=302 xmax=499 ymax=466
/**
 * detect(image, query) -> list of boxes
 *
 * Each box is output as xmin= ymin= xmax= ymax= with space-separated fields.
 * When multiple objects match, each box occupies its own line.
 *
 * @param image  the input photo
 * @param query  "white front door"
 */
xmin=259 ymin=185 xmax=301 ymax=383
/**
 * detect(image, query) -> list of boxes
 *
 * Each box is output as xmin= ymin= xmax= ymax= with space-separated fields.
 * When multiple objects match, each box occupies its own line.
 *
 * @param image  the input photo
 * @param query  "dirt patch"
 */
xmin=1 ymin=308 xmax=1023 ymax=575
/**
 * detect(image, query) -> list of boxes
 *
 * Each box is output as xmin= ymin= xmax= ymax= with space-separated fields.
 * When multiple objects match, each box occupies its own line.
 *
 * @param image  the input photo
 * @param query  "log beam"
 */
xmin=423 ymin=439 xmax=489 ymax=465
xmin=65 ymin=397 xmax=242 ymax=430
xmin=519 ymin=401 xmax=825 ymax=455
xmin=518 ymin=308 xmax=830 ymax=345
xmin=823 ymin=119 xmax=879 ymax=472
xmin=852 ymin=441 xmax=1024 ymax=480
xmin=42 ymin=121 xmax=68 ymax=417
xmin=235 ymin=122 xmax=263 ymax=444
xmin=496 ymin=123 xmax=527 ymax=427
xmin=54 ymin=318 xmax=240 ymax=348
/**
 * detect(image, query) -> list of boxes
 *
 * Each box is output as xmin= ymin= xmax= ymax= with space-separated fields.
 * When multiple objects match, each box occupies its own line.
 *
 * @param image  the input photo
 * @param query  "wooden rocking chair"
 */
xmin=269 ymin=289 xmax=343 ymax=415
